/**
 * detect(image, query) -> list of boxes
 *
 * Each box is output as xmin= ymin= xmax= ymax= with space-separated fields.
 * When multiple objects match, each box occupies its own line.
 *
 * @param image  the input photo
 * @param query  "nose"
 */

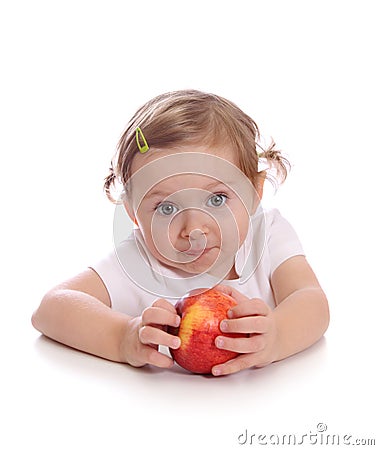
xmin=179 ymin=209 xmax=210 ymax=239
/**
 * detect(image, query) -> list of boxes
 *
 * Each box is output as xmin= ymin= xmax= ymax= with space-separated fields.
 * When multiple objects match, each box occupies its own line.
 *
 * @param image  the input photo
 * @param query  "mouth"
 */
xmin=181 ymin=247 xmax=215 ymax=258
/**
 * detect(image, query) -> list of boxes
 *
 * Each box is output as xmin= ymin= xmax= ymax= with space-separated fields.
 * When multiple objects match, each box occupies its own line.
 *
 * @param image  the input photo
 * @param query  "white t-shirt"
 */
xmin=90 ymin=208 xmax=304 ymax=316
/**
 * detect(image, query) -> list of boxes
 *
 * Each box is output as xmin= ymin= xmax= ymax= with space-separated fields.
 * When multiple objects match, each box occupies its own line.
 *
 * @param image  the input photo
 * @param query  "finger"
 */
xmin=139 ymin=325 xmax=181 ymax=349
xmin=215 ymin=285 xmax=250 ymax=304
xmin=140 ymin=346 xmax=175 ymax=369
xmin=152 ymin=298 xmax=178 ymax=314
xmin=215 ymin=334 xmax=265 ymax=353
xmin=213 ymin=350 xmax=273 ymax=375
xmin=141 ymin=306 xmax=181 ymax=328
xmin=212 ymin=353 xmax=256 ymax=376
xmin=228 ymin=298 xmax=270 ymax=318
xmin=220 ymin=316 xmax=269 ymax=334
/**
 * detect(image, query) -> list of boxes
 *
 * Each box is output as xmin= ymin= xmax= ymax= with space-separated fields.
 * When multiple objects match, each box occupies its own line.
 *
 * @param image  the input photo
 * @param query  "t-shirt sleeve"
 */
xmin=90 ymin=248 xmax=128 ymax=308
xmin=266 ymin=209 xmax=305 ymax=275
xmin=89 ymin=241 xmax=156 ymax=316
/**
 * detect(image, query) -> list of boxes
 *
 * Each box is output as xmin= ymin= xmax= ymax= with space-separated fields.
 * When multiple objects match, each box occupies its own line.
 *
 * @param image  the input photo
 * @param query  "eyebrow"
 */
xmin=143 ymin=180 xmax=235 ymax=201
xmin=143 ymin=190 xmax=172 ymax=200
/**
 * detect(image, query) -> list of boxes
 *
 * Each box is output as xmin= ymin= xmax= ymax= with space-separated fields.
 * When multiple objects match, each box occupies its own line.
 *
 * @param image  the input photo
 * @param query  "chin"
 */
xmin=181 ymin=257 xmax=219 ymax=274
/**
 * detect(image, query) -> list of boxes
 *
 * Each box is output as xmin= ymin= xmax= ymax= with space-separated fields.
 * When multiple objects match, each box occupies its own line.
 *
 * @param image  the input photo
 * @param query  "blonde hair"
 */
xmin=104 ymin=90 xmax=289 ymax=203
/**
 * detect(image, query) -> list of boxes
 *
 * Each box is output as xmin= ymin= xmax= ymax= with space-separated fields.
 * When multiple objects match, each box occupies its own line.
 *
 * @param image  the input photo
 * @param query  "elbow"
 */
xmin=31 ymin=291 xmax=53 ymax=334
xmin=31 ymin=303 xmax=43 ymax=333
xmin=31 ymin=310 xmax=37 ymax=329
xmin=319 ymin=290 xmax=330 ymax=337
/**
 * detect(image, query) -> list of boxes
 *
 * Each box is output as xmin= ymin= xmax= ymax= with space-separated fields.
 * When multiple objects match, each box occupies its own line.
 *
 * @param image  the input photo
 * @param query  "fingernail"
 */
xmin=175 ymin=316 xmax=181 ymax=327
xmin=171 ymin=337 xmax=180 ymax=348
xmin=220 ymin=320 xmax=228 ymax=332
xmin=227 ymin=310 xmax=233 ymax=318
xmin=213 ymin=368 xmax=222 ymax=376
xmin=216 ymin=337 xmax=224 ymax=348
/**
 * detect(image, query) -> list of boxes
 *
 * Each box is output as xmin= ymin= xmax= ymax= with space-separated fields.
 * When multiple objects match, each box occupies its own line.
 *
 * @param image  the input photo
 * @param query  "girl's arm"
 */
xmin=212 ymin=256 xmax=330 ymax=376
xmin=270 ymin=255 xmax=330 ymax=361
xmin=31 ymin=269 xmax=181 ymax=367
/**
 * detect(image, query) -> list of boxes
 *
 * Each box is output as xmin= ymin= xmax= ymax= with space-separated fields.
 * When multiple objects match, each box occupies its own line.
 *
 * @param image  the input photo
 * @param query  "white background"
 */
xmin=1 ymin=1 xmax=378 ymax=448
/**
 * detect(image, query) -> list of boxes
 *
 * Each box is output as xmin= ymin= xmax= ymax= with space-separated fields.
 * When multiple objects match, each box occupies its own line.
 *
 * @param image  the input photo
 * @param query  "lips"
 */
xmin=181 ymin=247 xmax=214 ymax=257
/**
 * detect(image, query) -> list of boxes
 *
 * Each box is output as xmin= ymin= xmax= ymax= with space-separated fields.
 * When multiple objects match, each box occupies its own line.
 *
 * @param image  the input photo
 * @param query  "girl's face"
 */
xmin=125 ymin=145 xmax=260 ymax=280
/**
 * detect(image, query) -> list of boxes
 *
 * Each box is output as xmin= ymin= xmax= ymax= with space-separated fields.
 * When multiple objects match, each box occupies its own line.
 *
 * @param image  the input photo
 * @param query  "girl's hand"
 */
xmin=120 ymin=298 xmax=181 ymax=369
xmin=212 ymin=285 xmax=280 ymax=376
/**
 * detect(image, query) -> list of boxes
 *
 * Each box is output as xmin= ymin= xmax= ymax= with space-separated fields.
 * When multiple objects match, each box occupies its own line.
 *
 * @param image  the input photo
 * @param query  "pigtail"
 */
xmin=257 ymin=139 xmax=290 ymax=187
xmin=103 ymin=162 xmax=118 ymax=204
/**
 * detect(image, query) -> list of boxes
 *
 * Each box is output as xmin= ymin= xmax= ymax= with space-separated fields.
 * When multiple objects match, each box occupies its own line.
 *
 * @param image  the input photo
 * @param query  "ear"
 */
xmin=255 ymin=171 xmax=266 ymax=199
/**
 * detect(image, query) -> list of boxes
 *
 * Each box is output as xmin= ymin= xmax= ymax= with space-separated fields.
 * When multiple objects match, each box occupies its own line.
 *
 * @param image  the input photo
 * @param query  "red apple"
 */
xmin=169 ymin=289 xmax=242 ymax=374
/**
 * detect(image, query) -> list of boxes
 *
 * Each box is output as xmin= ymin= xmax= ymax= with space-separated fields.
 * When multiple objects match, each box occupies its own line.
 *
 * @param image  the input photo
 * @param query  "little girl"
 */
xmin=32 ymin=90 xmax=329 ymax=376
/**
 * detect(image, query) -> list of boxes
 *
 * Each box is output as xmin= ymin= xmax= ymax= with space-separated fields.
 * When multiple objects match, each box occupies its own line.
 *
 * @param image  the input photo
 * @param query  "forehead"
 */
xmin=130 ymin=144 xmax=239 ymax=174
xmin=125 ymin=151 xmax=254 ymax=211
xmin=143 ymin=174 xmax=234 ymax=199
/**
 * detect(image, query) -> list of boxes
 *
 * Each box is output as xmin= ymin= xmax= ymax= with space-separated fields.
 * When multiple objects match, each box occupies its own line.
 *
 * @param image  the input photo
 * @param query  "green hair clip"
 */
xmin=136 ymin=127 xmax=149 ymax=153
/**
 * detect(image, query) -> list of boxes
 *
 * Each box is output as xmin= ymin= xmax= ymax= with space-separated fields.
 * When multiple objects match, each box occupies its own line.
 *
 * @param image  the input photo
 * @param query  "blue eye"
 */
xmin=207 ymin=193 xmax=227 ymax=208
xmin=156 ymin=203 xmax=179 ymax=216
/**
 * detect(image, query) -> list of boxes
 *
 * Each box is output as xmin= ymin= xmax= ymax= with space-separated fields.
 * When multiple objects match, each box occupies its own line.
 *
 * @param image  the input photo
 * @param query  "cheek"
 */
xmin=239 ymin=208 xmax=250 ymax=231
xmin=139 ymin=216 xmax=181 ymax=256
xmin=155 ymin=224 xmax=178 ymax=250
xmin=230 ymin=205 xmax=250 ymax=243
